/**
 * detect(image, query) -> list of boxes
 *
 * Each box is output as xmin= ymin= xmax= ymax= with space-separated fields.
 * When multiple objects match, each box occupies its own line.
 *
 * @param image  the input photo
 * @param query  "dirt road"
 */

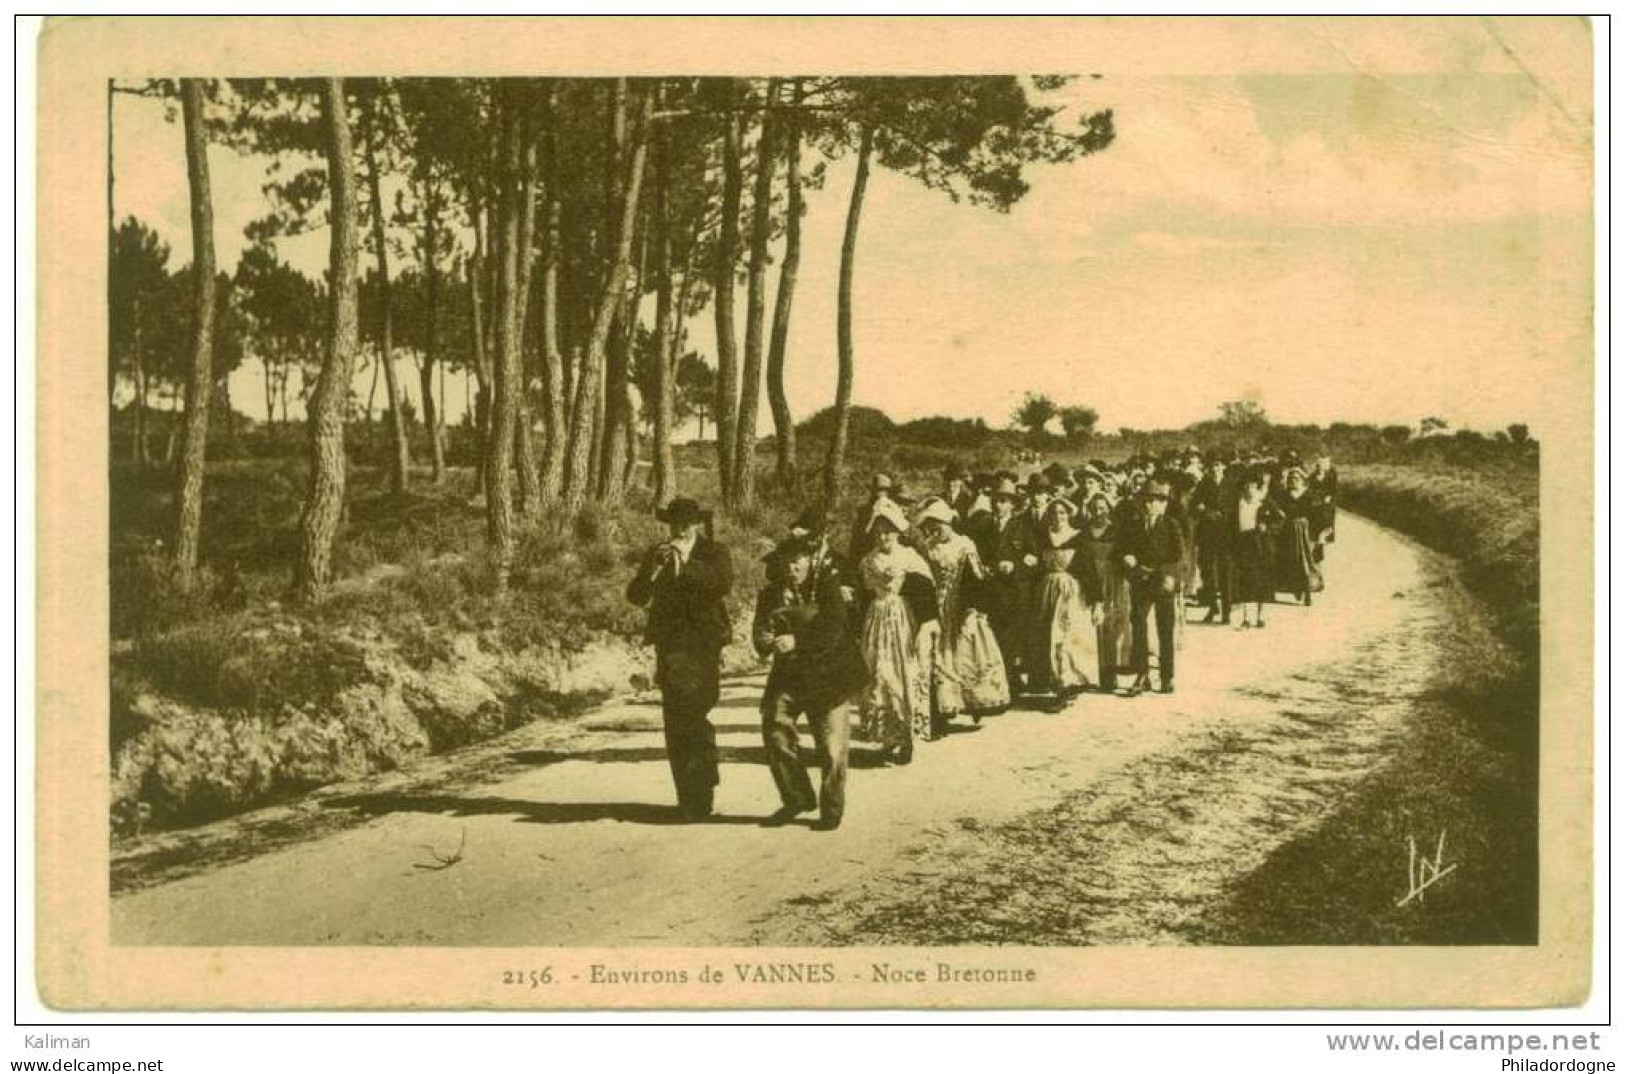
xmin=112 ymin=513 xmax=1445 ymax=946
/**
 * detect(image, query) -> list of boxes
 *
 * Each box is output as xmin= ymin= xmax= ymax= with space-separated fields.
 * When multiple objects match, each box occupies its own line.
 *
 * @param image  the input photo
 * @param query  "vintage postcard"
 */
xmin=34 ymin=15 xmax=1593 ymax=1009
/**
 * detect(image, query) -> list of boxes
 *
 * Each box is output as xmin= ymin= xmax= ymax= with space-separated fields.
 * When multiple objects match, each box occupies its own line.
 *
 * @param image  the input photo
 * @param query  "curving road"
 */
xmin=112 ymin=513 xmax=1446 ymax=946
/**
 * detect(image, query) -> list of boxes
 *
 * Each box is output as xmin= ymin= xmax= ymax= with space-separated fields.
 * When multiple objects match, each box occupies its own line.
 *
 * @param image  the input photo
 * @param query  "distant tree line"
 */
xmin=1011 ymin=391 xmax=1099 ymax=443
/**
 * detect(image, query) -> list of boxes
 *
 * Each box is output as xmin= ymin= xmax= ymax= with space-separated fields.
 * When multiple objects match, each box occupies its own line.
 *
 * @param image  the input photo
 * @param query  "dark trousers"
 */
xmin=989 ymin=615 xmax=1024 ymax=689
xmin=761 ymin=690 xmax=850 ymax=823
xmin=1095 ymin=624 xmax=1118 ymax=692
xmin=984 ymin=584 xmax=1028 ymax=688
xmin=1203 ymin=556 xmax=1231 ymax=620
xmin=656 ymin=647 xmax=722 ymax=816
xmin=1130 ymin=584 xmax=1177 ymax=685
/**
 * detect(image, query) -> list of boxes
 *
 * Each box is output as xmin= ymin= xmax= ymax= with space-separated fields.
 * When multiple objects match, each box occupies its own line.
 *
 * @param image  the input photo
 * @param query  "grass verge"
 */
xmin=1190 ymin=461 xmax=1539 ymax=943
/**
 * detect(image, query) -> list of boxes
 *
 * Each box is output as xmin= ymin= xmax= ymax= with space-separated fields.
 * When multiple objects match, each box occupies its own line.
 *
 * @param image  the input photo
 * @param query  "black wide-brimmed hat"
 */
xmin=656 ymin=497 xmax=712 ymax=526
xmin=789 ymin=506 xmax=829 ymax=537
xmin=990 ymin=476 xmax=1021 ymax=501
xmin=763 ymin=534 xmax=816 ymax=567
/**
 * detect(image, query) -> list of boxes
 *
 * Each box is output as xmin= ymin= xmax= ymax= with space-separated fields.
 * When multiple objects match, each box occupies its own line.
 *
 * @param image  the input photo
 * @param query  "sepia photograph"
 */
xmin=31 ymin=14 xmax=1595 ymax=1012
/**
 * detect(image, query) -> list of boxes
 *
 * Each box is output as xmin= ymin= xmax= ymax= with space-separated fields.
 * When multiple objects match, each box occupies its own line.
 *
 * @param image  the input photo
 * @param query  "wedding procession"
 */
xmin=628 ymin=447 xmax=1340 ymax=829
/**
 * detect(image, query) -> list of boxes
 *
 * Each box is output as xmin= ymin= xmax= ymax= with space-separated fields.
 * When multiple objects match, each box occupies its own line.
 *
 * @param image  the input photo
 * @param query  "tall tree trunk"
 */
xmin=767 ymin=79 xmax=803 ymax=483
xmin=651 ymin=135 xmax=676 ymax=509
xmin=600 ymin=206 xmax=645 ymax=506
xmin=598 ymin=81 xmax=635 ymax=506
xmin=131 ymin=296 xmax=148 ymax=464
xmin=559 ymin=209 xmax=585 ymax=418
xmin=597 ymin=80 xmax=626 ymax=494
xmin=512 ymin=116 xmax=542 ymax=520
xmin=259 ymin=356 xmax=274 ymax=432
xmin=469 ymin=219 xmax=491 ymax=492
xmin=173 ymin=78 xmax=217 ymax=587
xmin=419 ymin=170 xmax=446 ymax=482
xmin=256 ymin=361 xmax=275 ymax=437
xmin=162 ymin=385 xmax=180 ymax=465
xmin=142 ymin=369 xmax=156 ymax=459
xmin=616 ymin=221 xmax=648 ymax=496
xmin=364 ymin=351 xmax=379 ymax=421
xmin=296 ymin=78 xmax=362 ymax=605
xmin=734 ymin=79 xmax=778 ymax=510
xmin=561 ymin=345 xmax=578 ymax=436
xmin=586 ymin=369 xmax=605 ymax=493
xmin=561 ymin=81 xmax=652 ymax=515
xmin=437 ymin=361 xmax=447 ymax=451
xmin=363 ymin=95 xmax=412 ymax=494
xmin=824 ymin=125 xmax=872 ymax=508
xmin=712 ymin=110 xmax=743 ymax=507
xmin=485 ymin=94 xmax=523 ymax=586
xmin=220 ymin=379 xmax=235 ymax=451
xmin=538 ymin=83 xmax=567 ymax=503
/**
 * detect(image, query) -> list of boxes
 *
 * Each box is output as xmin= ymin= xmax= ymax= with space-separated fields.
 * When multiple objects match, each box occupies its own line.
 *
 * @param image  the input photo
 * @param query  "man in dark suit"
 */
xmin=1022 ymin=474 xmax=1055 ymax=537
xmin=970 ymin=476 xmax=1038 ymax=695
xmin=753 ymin=537 xmax=869 ymax=831
xmin=1118 ymin=478 xmax=1186 ymax=696
xmin=942 ymin=465 xmax=975 ymax=526
xmin=1308 ymin=452 xmax=1339 ymax=542
xmin=1191 ymin=458 xmax=1233 ymax=624
xmin=627 ymin=498 xmax=734 ymax=820
xmin=790 ymin=506 xmax=851 ymax=603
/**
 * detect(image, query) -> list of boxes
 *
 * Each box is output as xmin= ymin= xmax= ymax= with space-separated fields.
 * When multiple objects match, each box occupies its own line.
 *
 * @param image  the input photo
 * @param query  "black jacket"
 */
xmin=968 ymin=513 xmax=1036 ymax=578
xmin=1309 ymin=467 xmax=1339 ymax=504
xmin=1116 ymin=511 xmax=1187 ymax=589
xmin=967 ymin=512 xmax=1036 ymax=616
xmin=627 ymin=536 xmax=733 ymax=652
xmin=752 ymin=570 xmax=869 ymax=712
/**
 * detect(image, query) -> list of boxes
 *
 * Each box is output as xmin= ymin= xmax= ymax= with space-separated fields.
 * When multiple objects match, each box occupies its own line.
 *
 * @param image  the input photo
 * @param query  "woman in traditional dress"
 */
xmin=1231 ymin=467 xmax=1283 ymax=629
xmin=915 ymin=498 xmax=1010 ymax=727
xmin=855 ymin=499 xmax=938 ymax=764
xmin=1076 ymin=491 xmax=1129 ymax=691
xmin=1030 ymin=498 xmax=1100 ymax=707
xmin=1273 ymin=466 xmax=1326 ymax=606
xmin=1170 ymin=470 xmax=1200 ymax=602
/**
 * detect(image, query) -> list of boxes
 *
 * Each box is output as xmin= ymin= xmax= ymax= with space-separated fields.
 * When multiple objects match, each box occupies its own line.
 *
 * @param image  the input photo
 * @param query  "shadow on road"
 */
xmin=323 ymin=793 xmax=766 ymax=827
xmin=503 ymin=744 xmax=892 ymax=770
xmin=623 ymin=696 xmax=764 ymax=711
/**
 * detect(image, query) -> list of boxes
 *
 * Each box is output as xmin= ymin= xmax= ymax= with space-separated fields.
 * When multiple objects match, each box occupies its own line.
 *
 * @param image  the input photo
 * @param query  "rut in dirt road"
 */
xmin=749 ymin=623 xmax=1439 ymax=946
xmin=112 ymin=515 xmax=1442 ymax=947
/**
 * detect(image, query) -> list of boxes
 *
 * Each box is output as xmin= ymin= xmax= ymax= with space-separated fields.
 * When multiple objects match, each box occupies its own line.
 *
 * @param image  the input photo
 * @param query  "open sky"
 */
xmin=111 ymin=16 xmax=1592 ymax=438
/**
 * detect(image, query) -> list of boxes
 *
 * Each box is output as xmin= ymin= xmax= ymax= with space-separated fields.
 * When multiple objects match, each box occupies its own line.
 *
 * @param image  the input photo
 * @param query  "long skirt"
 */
xmin=1234 ymin=529 xmax=1274 ymax=603
xmin=1275 ymin=517 xmax=1324 ymax=597
xmin=1035 ymin=571 xmax=1099 ymax=692
xmin=1197 ymin=525 xmax=1230 ymax=606
xmin=858 ymin=593 xmax=931 ymax=749
xmin=1178 ymin=518 xmax=1199 ymax=596
xmin=1094 ymin=563 xmax=1131 ymax=679
xmin=937 ymin=609 xmax=1010 ymax=715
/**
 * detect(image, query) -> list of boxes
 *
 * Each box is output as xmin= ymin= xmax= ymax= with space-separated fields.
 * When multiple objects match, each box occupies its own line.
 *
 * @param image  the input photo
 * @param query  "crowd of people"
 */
xmin=626 ymin=448 xmax=1340 ymax=831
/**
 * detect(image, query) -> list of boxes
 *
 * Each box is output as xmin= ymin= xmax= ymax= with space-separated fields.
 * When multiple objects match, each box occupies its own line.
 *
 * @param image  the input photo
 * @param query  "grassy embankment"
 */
xmin=110 ymin=456 xmax=775 ymax=834
xmin=1192 ymin=460 xmax=1541 ymax=943
xmin=108 ymin=429 xmax=968 ymax=836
